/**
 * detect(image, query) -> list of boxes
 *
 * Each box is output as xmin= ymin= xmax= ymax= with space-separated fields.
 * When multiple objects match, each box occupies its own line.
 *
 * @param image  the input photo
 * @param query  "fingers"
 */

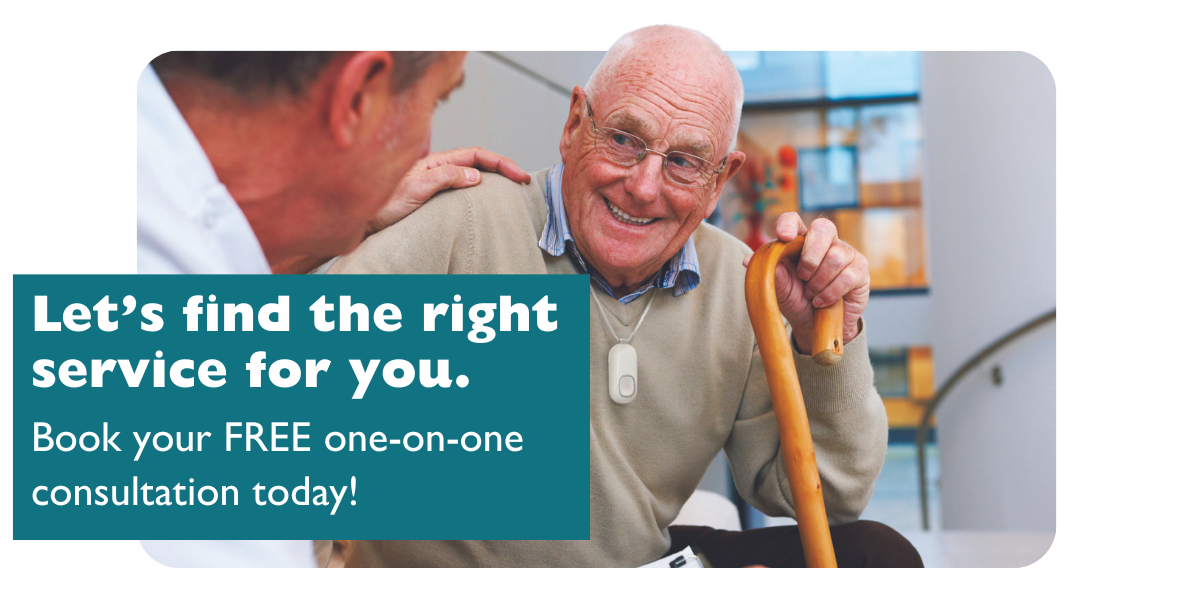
xmin=402 ymin=163 xmax=481 ymax=203
xmin=774 ymin=261 xmax=809 ymax=316
xmin=775 ymin=260 xmax=818 ymax=354
xmin=801 ymin=239 xmax=856 ymax=303
xmin=813 ymin=256 xmax=870 ymax=344
xmin=468 ymin=148 xmax=531 ymax=183
xmin=773 ymin=212 xmax=807 ymax=242
xmin=797 ymin=217 xmax=836 ymax=281
xmin=365 ymin=163 xmax=483 ymax=235
xmin=809 ymin=251 xmax=870 ymax=309
xmin=421 ymin=147 xmax=531 ymax=184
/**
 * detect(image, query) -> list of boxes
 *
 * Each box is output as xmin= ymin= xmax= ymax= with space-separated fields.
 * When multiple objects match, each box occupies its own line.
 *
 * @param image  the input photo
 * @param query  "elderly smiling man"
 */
xmin=329 ymin=27 xmax=922 ymax=568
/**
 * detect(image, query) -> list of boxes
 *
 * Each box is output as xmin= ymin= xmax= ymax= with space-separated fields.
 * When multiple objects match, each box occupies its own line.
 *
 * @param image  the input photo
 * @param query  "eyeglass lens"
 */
xmin=595 ymin=128 xmax=713 ymax=187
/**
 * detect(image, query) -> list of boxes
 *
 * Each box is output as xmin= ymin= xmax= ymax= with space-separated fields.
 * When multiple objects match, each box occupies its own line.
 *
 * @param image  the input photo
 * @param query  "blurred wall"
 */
xmin=922 ymin=52 xmax=1056 ymax=531
xmin=431 ymin=52 xmax=605 ymax=173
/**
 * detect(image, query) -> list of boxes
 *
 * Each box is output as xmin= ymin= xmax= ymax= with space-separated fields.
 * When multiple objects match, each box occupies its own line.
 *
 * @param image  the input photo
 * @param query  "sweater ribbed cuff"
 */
xmin=791 ymin=318 xmax=875 ymax=415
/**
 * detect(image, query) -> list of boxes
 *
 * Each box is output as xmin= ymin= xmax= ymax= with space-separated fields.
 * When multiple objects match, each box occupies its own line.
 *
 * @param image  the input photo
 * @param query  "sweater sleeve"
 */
xmin=723 ymin=324 xmax=887 ymax=525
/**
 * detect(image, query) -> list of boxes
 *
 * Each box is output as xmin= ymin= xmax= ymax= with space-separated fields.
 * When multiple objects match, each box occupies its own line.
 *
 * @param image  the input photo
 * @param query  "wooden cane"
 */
xmin=744 ymin=238 xmax=843 ymax=568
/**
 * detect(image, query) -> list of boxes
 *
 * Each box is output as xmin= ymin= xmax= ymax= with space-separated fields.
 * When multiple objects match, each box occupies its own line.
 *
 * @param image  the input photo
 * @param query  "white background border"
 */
xmin=2 ymin=0 xmax=1161 ymax=596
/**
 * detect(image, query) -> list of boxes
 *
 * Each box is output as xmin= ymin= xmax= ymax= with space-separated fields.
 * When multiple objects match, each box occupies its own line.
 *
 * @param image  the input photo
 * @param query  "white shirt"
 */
xmin=137 ymin=66 xmax=271 ymax=275
xmin=140 ymin=540 xmax=317 ymax=568
xmin=136 ymin=65 xmax=313 ymax=567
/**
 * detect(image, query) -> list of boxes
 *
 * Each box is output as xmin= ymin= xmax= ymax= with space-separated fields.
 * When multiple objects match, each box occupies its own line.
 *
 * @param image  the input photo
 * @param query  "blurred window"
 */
xmin=825 ymin=51 xmax=921 ymax=99
xmin=718 ymin=52 xmax=928 ymax=292
xmin=728 ymin=51 xmax=920 ymax=102
xmin=722 ymin=52 xmax=933 ymax=532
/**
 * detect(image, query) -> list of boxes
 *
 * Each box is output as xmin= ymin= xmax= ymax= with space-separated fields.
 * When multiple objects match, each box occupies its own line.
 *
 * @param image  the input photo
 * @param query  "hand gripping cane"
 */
xmin=744 ymin=238 xmax=843 ymax=568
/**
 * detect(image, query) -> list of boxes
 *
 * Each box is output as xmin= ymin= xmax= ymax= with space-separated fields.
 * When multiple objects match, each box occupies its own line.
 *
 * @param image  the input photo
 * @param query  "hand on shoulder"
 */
xmin=365 ymin=147 xmax=530 ymax=236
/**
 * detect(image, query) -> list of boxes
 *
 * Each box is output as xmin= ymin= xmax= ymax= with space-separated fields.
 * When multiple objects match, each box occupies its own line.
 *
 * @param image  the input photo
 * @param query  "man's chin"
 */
xmin=577 ymin=220 xmax=679 ymax=284
xmin=583 ymin=245 xmax=664 ymax=284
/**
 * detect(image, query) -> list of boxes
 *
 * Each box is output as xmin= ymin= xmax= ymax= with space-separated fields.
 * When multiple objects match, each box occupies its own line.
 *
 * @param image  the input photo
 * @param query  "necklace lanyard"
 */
xmin=591 ymin=287 xmax=657 ymax=344
xmin=591 ymin=288 xmax=657 ymax=404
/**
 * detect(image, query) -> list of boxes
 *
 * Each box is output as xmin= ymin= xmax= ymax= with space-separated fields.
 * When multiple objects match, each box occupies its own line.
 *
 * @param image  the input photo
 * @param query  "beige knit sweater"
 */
xmin=328 ymin=169 xmax=887 ymax=567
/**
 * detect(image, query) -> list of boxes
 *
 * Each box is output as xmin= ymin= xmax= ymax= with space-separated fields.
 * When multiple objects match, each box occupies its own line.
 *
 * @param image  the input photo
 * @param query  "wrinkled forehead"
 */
xmin=593 ymin=55 xmax=736 ymax=159
xmin=597 ymin=106 xmax=715 ymax=159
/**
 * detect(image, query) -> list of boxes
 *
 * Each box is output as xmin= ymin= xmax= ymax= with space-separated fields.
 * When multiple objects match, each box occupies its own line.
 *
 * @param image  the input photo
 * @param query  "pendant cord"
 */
xmin=590 ymin=287 xmax=657 ymax=344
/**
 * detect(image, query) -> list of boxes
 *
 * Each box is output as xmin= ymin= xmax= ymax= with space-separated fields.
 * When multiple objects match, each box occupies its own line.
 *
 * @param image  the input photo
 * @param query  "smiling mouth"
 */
xmin=604 ymin=197 xmax=659 ymax=226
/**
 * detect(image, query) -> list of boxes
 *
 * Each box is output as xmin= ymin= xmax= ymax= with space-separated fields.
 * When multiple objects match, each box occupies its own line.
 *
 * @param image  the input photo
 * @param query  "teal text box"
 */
xmin=13 ymin=275 xmax=589 ymax=540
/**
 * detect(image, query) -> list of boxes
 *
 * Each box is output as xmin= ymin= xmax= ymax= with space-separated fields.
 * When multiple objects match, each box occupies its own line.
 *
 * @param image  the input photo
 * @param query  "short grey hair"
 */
xmin=585 ymin=26 xmax=744 ymax=154
xmin=151 ymin=51 xmax=447 ymax=98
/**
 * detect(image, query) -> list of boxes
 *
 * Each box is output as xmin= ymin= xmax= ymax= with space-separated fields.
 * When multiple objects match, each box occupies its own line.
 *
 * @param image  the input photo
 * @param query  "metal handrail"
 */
xmin=917 ymin=308 xmax=1057 ymax=530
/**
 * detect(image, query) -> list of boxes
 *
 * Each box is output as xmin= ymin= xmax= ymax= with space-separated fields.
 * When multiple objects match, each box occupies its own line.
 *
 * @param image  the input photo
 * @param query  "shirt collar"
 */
xmin=538 ymin=162 xmax=701 ymax=304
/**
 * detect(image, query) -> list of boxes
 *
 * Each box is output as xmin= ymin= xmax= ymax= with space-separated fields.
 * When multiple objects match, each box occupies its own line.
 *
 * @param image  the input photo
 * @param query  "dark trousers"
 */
xmin=667 ymin=520 xmax=924 ymax=568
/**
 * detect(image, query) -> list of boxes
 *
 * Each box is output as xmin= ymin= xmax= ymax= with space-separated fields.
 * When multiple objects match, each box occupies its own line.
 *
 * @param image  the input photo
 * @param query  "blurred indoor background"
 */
xmin=430 ymin=51 xmax=1056 ymax=566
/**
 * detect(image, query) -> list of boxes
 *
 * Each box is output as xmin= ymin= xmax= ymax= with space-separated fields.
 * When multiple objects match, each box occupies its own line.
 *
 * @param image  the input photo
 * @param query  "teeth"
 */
xmin=605 ymin=198 xmax=656 ymax=226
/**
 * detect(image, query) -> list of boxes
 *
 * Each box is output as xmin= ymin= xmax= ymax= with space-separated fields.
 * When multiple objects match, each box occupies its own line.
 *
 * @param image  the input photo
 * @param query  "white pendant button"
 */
xmin=608 ymin=343 xmax=638 ymax=404
xmin=619 ymin=375 xmax=636 ymax=398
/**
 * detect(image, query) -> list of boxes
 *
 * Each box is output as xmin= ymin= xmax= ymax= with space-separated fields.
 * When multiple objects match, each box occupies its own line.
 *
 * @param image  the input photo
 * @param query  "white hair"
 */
xmin=585 ymin=25 xmax=744 ymax=154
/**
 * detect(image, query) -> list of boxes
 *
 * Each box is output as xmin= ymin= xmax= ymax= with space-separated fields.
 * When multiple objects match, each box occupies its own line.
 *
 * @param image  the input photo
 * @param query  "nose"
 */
xmin=625 ymin=152 xmax=664 ymax=204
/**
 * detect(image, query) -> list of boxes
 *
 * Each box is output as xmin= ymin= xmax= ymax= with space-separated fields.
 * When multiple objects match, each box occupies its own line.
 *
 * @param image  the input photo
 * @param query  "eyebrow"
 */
xmin=605 ymin=109 xmax=715 ymax=159
xmin=682 ymin=139 xmax=714 ymax=159
xmin=608 ymin=110 xmax=654 ymax=138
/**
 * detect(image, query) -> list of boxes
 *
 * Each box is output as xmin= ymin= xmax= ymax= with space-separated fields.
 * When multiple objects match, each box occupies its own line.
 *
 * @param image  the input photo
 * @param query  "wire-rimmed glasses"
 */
xmin=586 ymin=101 xmax=727 ymax=188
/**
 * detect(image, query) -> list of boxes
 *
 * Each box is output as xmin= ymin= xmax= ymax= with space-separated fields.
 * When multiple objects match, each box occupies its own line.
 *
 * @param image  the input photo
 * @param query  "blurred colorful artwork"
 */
xmin=719 ymin=101 xmax=928 ymax=290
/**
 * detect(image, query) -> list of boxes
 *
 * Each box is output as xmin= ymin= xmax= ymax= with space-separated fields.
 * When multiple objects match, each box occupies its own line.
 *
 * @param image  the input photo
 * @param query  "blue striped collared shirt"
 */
xmin=538 ymin=162 xmax=701 ymax=304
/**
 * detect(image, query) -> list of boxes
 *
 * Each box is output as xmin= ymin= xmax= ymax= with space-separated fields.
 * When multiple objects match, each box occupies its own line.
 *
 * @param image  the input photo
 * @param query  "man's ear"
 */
xmin=715 ymin=151 xmax=745 ymax=189
xmin=704 ymin=150 xmax=745 ymax=214
xmin=327 ymin=51 xmax=395 ymax=148
xmin=558 ymin=86 xmax=588 ymax=159
xmin=698 ymin=151 xmax=745 ymax=214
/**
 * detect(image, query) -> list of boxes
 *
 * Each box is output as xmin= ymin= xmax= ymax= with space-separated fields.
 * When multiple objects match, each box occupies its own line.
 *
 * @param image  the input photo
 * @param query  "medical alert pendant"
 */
xmin=592 ymin=288 xmax=655 ymax=406
xmin=608 ymin=342 xmax=638 ymax=404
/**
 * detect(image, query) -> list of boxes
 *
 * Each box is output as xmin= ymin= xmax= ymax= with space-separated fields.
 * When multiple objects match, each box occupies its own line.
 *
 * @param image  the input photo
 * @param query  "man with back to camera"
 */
xmin=139 ymin=51 xmax=531 ymax=276
xmin=137 ymin=51 xmax=531 ymax=566
xmin=327 ymin=29 xmax=923 ymax=568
